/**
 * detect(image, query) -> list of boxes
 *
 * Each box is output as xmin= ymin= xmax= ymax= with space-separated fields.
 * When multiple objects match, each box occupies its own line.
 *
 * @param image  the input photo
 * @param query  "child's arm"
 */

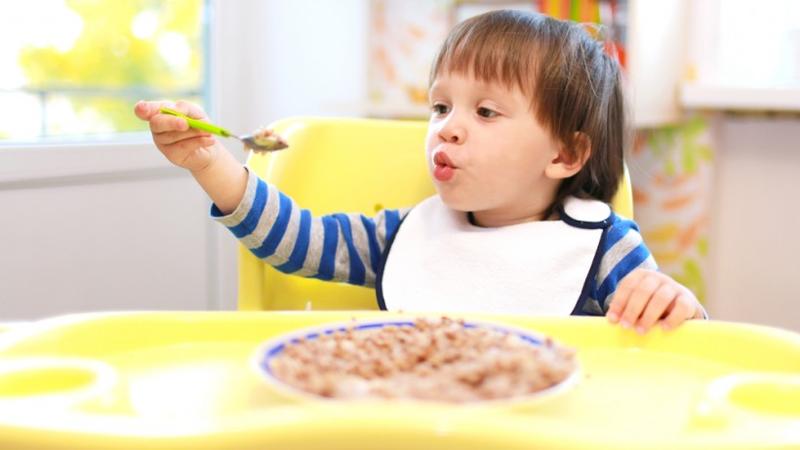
xmin=593 ymin=216 xmax=705 ymax=334
xmin=134 ymin=100 xmax=248 ymax=214
xmin=135 ymin=99 xmax=406 ymax=287
xmin=606 ymin=269 xmax=705 ymax=334
xmin=213 ymin=170 xmax=407 ymax=286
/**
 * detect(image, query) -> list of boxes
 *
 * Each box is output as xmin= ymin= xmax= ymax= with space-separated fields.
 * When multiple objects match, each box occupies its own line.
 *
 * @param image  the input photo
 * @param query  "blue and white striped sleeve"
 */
xmin=593 ymin=215 xmax=658 ymax=312
xmin=211 ymin=170 xmax=408 ymax=287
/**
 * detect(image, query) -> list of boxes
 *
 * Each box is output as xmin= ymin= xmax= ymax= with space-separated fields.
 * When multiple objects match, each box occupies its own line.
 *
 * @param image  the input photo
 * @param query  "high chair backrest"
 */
xmin=238 ymin=117 xmax=633 ymax=311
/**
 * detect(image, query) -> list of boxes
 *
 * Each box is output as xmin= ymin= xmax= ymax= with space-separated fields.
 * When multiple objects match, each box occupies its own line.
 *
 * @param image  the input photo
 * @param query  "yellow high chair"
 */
xmin=238 ymin=117 xmax=633 ymax=311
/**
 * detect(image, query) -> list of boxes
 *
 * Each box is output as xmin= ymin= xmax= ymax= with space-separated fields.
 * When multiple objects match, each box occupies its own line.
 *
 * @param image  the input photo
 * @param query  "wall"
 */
xmin=0 ymin=143 xmax=217 ymax=320
xmin=707 ymin=117 xmax=800 ymax=331
xmin=212 ymin=0 xmax=369 ymax=130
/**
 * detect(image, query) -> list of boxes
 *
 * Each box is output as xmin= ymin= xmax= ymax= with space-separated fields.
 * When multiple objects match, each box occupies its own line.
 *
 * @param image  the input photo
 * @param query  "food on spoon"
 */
xmin=251 ymin=126 xmax=288 ymax=150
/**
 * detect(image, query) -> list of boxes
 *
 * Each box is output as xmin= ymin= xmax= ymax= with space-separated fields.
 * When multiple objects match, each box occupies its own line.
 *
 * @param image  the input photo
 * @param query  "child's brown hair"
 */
xmin=430 ymin=10 xmax=626 ymax=209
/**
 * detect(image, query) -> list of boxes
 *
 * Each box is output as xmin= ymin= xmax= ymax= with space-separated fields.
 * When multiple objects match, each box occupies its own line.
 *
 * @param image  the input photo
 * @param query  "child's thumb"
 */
xmin=133 ymin=101 xmax=153 ymax=121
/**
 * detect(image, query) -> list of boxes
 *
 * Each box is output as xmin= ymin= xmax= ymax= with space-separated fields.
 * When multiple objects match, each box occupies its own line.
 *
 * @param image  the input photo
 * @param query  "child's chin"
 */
xmin=437 ymin=191 xmax=475 ymax=212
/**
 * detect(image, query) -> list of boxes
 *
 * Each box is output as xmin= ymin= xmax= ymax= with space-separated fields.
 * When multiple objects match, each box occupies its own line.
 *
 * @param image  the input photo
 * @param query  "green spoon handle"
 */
xmin=159 ymin=106 xmax=232 ymax=137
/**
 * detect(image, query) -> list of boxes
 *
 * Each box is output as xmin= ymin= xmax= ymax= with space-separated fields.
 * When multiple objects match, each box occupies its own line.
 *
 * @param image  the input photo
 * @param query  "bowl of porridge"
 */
xmin=253 ymin=316 xmax=578 ymax=404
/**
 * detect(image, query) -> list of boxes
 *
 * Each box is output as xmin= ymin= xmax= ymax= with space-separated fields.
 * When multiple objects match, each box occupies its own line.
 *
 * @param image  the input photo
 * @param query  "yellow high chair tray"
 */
xmin=0 ymin=311 xmax=798 ymax=449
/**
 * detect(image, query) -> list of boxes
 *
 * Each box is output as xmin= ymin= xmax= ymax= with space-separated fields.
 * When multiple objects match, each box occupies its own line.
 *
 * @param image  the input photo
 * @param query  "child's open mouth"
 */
xmin=433 ymin=151 xmax=456 ymax=182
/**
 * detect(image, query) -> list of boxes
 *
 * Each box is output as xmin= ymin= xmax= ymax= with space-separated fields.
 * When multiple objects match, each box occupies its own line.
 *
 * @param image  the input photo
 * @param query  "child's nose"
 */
xmin=438 ymin=118 xmax=465 ymax=144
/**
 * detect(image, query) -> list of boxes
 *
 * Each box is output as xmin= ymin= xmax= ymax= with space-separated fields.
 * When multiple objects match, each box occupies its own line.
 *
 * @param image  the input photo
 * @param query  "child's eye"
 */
xmin=431 ymin=103 xmax=450 ymax=115
xmin=477 ymin=107 xmax=498 ymax=118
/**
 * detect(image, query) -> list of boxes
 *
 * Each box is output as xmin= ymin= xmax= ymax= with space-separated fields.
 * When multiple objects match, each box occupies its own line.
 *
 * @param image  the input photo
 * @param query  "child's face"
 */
xmin=426 ymin=72 xmax=562 ymax=226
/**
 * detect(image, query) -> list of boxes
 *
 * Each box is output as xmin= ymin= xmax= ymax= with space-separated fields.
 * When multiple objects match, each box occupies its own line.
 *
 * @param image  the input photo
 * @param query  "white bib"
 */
xmin=379 ymin=195 xmax=610 ymax=315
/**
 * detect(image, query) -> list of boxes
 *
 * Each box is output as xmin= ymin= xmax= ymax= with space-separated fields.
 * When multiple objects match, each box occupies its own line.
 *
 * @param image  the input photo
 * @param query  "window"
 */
xmin=681 ymin=0 xmax=800 ymax=111
xmin=689 ymin=0 xmax=800 ymax=89
xmin=0 ymin=0 xmax=208 ymax=142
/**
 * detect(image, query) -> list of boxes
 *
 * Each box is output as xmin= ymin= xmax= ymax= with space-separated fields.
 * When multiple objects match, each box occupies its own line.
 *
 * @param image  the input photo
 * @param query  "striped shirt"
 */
xmin=213 ymin=170 xmax=657 ymax=314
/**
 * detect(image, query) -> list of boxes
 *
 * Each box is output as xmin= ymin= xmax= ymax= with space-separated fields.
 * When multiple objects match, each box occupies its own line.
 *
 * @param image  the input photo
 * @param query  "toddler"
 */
xmin=135 ymin=10 xmax=705 ymax=334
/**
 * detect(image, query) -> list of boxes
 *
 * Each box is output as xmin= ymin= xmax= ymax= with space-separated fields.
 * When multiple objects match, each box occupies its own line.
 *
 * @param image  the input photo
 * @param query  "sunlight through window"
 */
xmin=0 ymin=0 xmax=208 ymax=142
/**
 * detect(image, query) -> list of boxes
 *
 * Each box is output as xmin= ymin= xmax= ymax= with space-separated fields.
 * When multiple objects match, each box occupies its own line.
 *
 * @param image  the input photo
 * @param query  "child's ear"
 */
xmin=545 ymin=132 xmax=592 ymax=180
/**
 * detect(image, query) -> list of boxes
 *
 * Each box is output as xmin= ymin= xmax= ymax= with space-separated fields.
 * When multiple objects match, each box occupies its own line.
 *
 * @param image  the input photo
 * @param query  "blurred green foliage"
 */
xmin=17 ymin=0 xmax=205 ymax=136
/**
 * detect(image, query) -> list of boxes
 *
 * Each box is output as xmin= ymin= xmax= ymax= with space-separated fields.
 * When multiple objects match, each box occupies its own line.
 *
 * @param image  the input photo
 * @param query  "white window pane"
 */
xmin=0 ymin=0 xmax=208 ymax=142
xmin=0 ymin=92 xmax=44 ymax=140
xmin=705 ymin=0 xmax=800 ymax=88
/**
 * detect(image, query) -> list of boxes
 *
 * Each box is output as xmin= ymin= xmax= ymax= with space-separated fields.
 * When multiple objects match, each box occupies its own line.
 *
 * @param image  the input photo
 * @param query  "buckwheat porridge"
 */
xmin=267 ymin=317 xmax=577 ymax=403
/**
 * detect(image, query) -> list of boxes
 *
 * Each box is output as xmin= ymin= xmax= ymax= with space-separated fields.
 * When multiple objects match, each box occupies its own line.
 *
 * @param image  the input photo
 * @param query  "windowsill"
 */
xmin=0 ymin=138 xmax=181 ymax=187
xmin=680 ymin=83 xmax=800 ymax=112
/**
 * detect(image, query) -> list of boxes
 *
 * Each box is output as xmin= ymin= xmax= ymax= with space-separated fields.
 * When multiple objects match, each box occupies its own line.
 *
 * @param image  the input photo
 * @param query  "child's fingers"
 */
xmin=617 ymin=272 xmax=660 ymax=329
xmin=165 ymin=136 xmax=217 ymax=159
xmin=134 ymin=100 xmax=176 ymax=121
xmin=134 ymin=99 xmax=207 ymax=125
xmin=150 ymin=114 xmax=190 ymax=133
xmin=134 ymin=100 xmax=160 ymax=120
xmin=150 ymin=100 xmax=209 ymax=134
xmin=155 ymin=129 xmax=213 ymax=146
xmin=174 ymin=100 xmax=208 ymax=120
xmin=660 ymin=294 xmax=694 ymax=330
xmin=634 ymin=283 xmax=677 ymax=333
xmin=133 ymin=101 xmax=151 ymax=120
xmin=606 ymin=269 xmax=643 ymax=323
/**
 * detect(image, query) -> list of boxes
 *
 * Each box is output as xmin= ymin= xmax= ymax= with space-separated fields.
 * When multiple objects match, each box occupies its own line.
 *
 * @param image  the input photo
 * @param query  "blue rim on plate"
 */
xmin=253 ymin=319 xmax=579 ymax=405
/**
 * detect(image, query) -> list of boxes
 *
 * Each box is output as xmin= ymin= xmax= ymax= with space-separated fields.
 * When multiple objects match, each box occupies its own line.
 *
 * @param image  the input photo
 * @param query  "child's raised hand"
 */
xmin=606 ymin=268 xmax=703 ymax=334
xmin=134 ymin=100 xmax=219 ymax=172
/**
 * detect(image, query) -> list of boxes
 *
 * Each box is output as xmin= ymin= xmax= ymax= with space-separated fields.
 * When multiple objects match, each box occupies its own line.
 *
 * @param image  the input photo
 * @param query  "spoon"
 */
xmin=159 ymin=106 xmax=288 ymax=152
